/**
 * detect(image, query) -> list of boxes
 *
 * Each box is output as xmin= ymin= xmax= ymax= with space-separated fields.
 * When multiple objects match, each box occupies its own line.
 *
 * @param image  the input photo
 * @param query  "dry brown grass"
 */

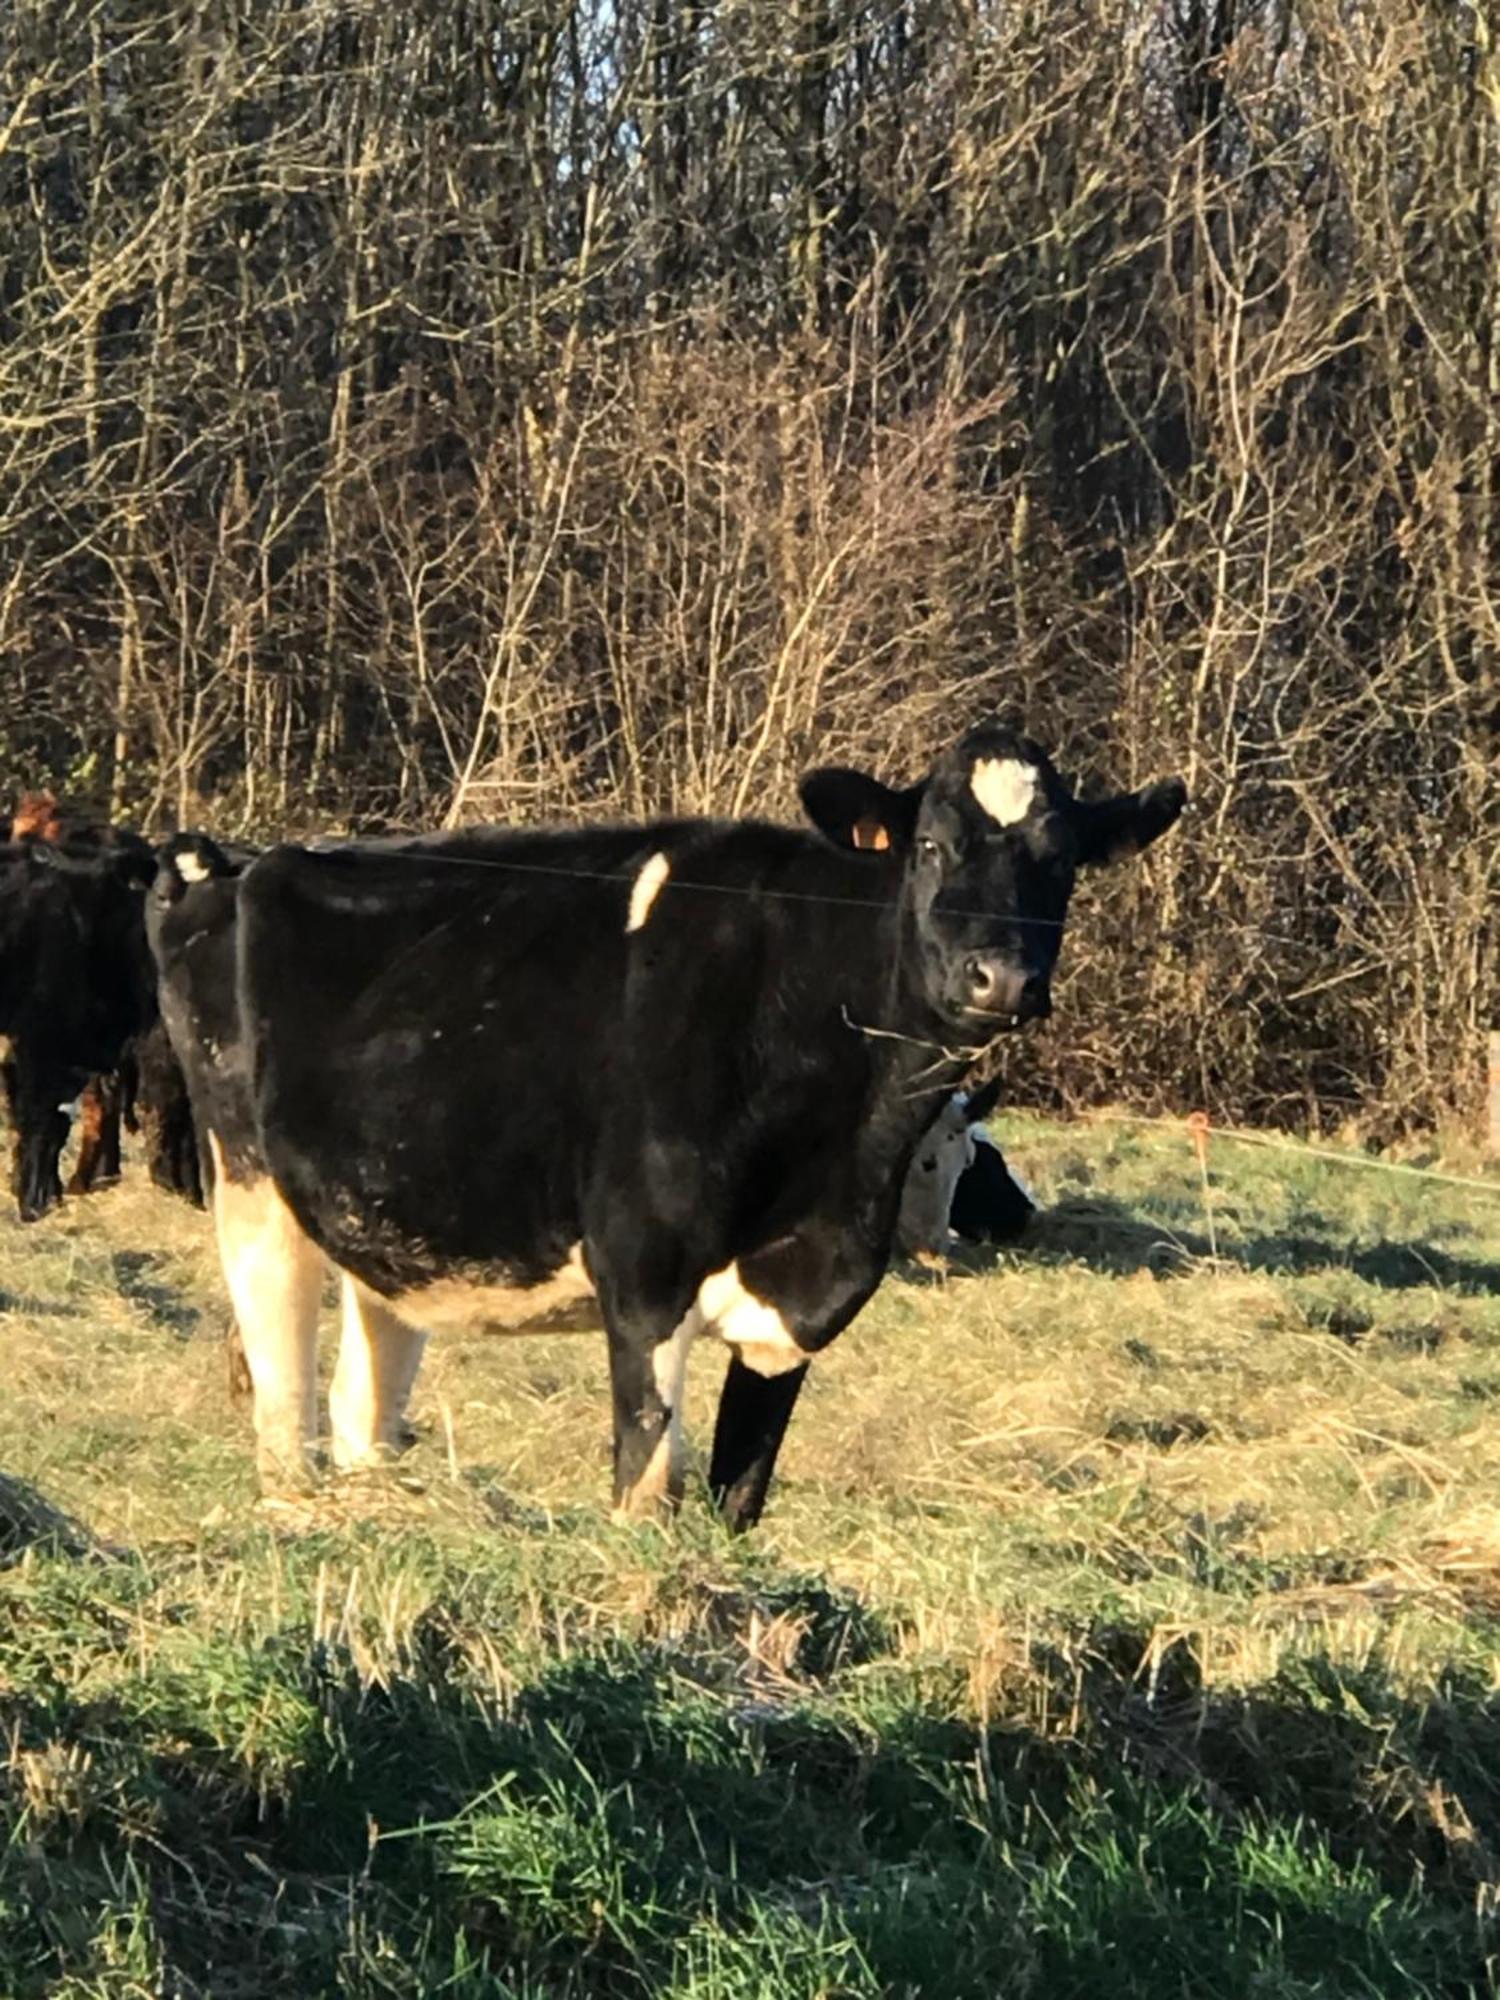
xmin=2 ymin=1109 xmax=1496 ymax=1687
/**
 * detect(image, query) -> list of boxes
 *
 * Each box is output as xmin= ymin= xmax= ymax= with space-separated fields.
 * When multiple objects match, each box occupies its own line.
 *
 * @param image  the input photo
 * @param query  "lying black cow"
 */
xmin=950 ymin=1121 xmax=1036 ymax=1244
xmin=151 ymin=725 xmax=1185 ymax=1525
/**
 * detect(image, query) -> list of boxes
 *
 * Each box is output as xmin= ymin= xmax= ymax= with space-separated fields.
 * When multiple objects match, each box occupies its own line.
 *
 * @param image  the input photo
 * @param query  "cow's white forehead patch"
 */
xmin=174 ymin=849 xmax=211 ymax=884
xmin=626 ymin=851 xmax=671 ymax=933
xmin=970 ymin=758 xmax=1039 ymax=827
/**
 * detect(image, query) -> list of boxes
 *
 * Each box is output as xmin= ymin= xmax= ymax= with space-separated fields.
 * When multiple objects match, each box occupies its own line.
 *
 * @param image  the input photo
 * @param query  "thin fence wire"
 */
xmin=1075 ymin=1111 xmax=1500 ymax=1199
xmin=150 ymin=832 xmax=1500 ymax=1196
xmin=245 ymin=834 xmax=1441 ymax=946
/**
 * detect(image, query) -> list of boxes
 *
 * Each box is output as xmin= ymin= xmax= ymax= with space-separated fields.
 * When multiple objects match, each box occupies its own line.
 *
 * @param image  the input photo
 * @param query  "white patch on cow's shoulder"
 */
xmin=626 ymin=851 xmax=671 ymax=933
xmin=697 ymin=1263 xmax=807 ymax=1378
xmin=174 ymin=849 xmax=211 ymax=885
xmin=970 ymin=757 xmax=1039 ymax=827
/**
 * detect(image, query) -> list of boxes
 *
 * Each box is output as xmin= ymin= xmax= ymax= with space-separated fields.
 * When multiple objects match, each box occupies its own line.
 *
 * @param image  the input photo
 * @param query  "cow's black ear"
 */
xmin=963 ymin=1076 xmax=1003 ymax=1123
xmin=799 ymin=768 xmax=924 ymax=852
xmin=1075 ymin=777 xmax=1187 ymax=868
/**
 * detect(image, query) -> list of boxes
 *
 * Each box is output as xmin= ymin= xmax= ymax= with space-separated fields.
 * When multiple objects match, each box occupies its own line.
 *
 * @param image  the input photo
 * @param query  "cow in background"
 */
xmin=0 ymin=834 xmax=156 ymax=1217
xmin=0 ymin=793 xmax=202 ymax=1215
xmin=895 ymin=1078 xmax=1035 ymax=1256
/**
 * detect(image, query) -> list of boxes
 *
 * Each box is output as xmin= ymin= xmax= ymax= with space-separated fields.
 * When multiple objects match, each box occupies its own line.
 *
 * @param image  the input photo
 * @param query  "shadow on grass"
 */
xmin=3 ymin=1543 xmax=1499 ymax=1997
xmin=0 ymin=1289 xmax=84 ymax=1320
xmin=0 ymin=1471 xmax=100 ymax=1567
xmin=109 ymin=1249 xmax=202 ymax=1337
xmin=944 ymin=1197 xmax=1500 ymax=1296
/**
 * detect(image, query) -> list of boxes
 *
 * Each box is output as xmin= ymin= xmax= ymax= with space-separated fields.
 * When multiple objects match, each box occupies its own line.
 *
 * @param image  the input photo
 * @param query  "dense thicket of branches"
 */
xmin=1 ymin=0 xmax=1494 ymax=1131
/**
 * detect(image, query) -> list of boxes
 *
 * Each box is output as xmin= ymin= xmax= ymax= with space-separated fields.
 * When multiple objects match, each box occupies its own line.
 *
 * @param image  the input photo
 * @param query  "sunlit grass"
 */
xmin=1 ymin=1115 xmax=1498 ymax=1994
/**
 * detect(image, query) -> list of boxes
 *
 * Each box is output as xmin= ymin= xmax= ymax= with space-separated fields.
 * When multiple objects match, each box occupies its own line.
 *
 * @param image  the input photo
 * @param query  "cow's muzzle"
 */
xmin=963 ymin=956 xmax=1051 ymax=1023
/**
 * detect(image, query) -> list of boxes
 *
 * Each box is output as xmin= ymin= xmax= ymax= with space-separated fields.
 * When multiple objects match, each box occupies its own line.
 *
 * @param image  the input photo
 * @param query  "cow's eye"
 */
xmin=916 ymin=836 xmax=940 ymax=861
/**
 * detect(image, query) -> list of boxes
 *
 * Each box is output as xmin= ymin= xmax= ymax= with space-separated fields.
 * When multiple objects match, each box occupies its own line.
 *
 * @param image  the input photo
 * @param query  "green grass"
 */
xmin=2 ymin=1115 xmax=1499 ymax=1995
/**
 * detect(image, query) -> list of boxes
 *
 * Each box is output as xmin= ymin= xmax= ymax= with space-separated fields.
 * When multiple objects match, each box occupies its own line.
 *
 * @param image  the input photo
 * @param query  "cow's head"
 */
xmin=801 ymin=724 xmax=1186 ymax=1031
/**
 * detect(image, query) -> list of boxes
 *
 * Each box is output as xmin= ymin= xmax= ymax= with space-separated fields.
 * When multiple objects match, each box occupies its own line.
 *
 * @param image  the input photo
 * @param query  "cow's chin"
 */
xmin=959 ymin=1005 xmax=1029 ymax=1038
xmin=926 ymin=995 xmax=1031 ymax=1046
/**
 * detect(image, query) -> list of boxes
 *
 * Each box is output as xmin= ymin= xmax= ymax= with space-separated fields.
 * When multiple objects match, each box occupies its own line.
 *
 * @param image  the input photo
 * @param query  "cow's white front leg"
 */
xmin=207 ymin=1135 xmax=323 ymax=1492
xmin=329 ymin=1274 xmax=428 ymax=1470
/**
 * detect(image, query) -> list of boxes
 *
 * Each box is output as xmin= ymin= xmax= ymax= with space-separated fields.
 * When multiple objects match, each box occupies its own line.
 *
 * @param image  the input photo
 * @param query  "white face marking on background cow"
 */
xmin=697 ymin=1263 xmax=807 ymax=1378
xmin=895 ymin=1095 xmax=976 ymax=1256
xmin=174 ymin=850 xmax=211 ymax=885
xmin=970 ymin=758 xmax=1039 ymax=827
xmin=625 ymin=851 xmax=671 ymax=933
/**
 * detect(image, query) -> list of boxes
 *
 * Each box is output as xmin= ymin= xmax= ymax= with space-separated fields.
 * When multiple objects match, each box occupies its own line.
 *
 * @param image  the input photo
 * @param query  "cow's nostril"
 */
xmin=965 ymin=955 xmax=1000 ymax=1003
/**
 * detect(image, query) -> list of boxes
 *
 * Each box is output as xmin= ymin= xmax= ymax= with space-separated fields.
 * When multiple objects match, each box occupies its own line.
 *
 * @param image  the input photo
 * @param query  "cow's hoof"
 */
xmin=330 ymin=1442 xmax=402 ymax=1476
xmin=254 ymin=1449 xmax=323 ymax=1500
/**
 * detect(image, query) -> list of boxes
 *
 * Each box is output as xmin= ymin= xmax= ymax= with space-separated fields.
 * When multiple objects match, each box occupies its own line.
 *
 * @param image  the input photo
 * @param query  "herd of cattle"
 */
xmin=0 ymin=725 xmax=1186 ymax=1526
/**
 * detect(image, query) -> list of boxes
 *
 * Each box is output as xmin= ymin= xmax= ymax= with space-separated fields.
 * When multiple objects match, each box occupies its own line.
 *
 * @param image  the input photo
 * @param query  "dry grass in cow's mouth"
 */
xmin=0 ymin=1112 xmax=1496 ymax=1995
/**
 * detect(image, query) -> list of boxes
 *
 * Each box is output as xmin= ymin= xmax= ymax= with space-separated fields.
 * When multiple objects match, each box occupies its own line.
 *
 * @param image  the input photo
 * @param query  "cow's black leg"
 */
xmin=152 ymin=1072 xmax=205 ymax=1206
xmin=695 ymin=1222 xmax=887 ymax=1526
xmin=99 ymin=1074 xmax=123 ymax=1180
xmin=2 ymin=1058 xmax=19 ymax=1199
xmin=589 ymin=1211 xmax=700 ymax=1518
xmin=709 ymin=1358 xmax=809 ymax=1531
xmin=11 ymin=1057 xmax=70 ymax=1221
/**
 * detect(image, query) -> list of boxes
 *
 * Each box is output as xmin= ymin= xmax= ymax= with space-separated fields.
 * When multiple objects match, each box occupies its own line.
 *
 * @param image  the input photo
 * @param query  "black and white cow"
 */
xmin=151 ymin=726 xmax=1185 ymax=1526
xmin=895 ymin=1078 xmax=1034 ymax=1255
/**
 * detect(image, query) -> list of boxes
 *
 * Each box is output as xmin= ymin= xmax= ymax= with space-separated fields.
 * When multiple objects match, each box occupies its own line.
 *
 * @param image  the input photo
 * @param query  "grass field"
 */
xmin=2 ymin=1114 xmax=1499 ymax=1997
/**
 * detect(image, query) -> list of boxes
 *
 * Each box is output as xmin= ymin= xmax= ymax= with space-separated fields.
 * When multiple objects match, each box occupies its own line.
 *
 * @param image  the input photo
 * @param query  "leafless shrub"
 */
xmin=0 ymin=0 xmax=1492 ymax=1133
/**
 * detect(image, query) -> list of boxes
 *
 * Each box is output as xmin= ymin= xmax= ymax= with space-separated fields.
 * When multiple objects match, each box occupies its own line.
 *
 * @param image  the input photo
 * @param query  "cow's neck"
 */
xmin=843 ymin=904 xmax=977 ymax=1196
